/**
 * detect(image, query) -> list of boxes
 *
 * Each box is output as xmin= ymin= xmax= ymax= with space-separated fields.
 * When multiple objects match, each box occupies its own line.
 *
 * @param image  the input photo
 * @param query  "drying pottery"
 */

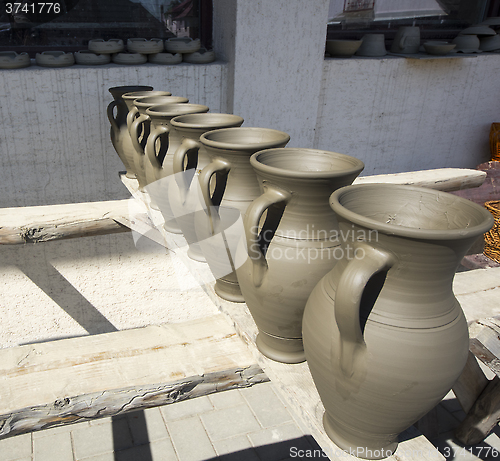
xmin=74 ymin=50 xmax=110 ymax=65
xmin=0 ymin=51 xmax=30 ymax=69
xmin=88 ymin=39 xmax=124 ymax=54
xmin=128 ymin=95 xmax=187 ymax=189
xmin=325 ymin=40 xmax=362 ymax=57
xmin=112 ymin=53 xmax=147 ymax=65
xmin=459 ymin=25 xmax=496 ymax=36
xmin=183 ymin=48 xmax=216 ymax=63
xmin=168 ymin=113 xmax=245 ymax=261
xmin=107 ymin=85 xmax=154 ymax=178
xmin=120 ymin=90 xmax=172 ymax=180
xmin=423 ymin=41 xmax=456 ymax=55
xmin=390 ymin=26 xmax=420 ymax=54
xmin=452 ymin=34 xmax=481 ymax=53
xmin=148 ymin=52 xmax=182 ymax=64
xmin=479 ymin=34 xmax=500 ymax=51
xmin=164 ymin=37 xmax=201 ymax=54
xmin=127 ymin=38 xmax=164 ymax=54
xmin=196 ymin=128 xmax=290 ymax=302
xmin=141 ymin=103 xmax=209 ymax=230
xmin=355 ymin=34 xmax=386 ymax=57
xmin=36 ymin=51 xmax=74 ymax=67
xmin=302 ymin=183 xmax=494 ymax=459
xmin=236 ymin=148 xmax=364 ymax=363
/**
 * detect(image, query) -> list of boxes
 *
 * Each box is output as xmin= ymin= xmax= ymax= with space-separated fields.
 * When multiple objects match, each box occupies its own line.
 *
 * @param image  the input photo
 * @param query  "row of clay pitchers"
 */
xmin=107 ymin=86 xmax=494 ymax=459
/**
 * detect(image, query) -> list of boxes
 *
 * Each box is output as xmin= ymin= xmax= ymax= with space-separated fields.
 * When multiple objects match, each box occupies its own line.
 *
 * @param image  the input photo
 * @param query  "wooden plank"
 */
xmin=469 ymin=318 xmax=500 ymax=377
xmin=0 ymin=199 xmax=131 ymax=244
xmin=120 ymin=175 xmax=445 ymax=461
xmin=354 ymin=168 xmax=486 ymax=192
xmin=0 ymin=315 xmax=258 ymax=417
xmin=452 ymin=351 xmax=489 ymax=414
xmin=454 ymin=376 xmax=500 ymax=445
xmin=0 ymin=365 xmax=268 ymax=439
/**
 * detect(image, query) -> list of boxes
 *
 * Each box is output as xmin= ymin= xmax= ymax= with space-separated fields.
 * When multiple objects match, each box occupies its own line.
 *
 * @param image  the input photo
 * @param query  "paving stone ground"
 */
xmin=1 ymin=382 xmax=499 ymax=461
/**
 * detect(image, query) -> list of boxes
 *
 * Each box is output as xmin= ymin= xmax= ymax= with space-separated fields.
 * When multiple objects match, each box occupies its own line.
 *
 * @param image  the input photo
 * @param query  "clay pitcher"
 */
xmin=302 ymin=184 xmax=494 ymax=459
xmin=236 ymin=148 xmax=364 ymax=363
xmin=196 ymin=127 xmax=290 ymax=302
xmin=107 ymin=85 xmax=153 ymax=178
xmin=169 ymin=113 xmax=244 ymax=262
xmin=142 ymin=103 xmax=209 ymax=230
xmin=128 ymin=95 xmax=189 ymax=190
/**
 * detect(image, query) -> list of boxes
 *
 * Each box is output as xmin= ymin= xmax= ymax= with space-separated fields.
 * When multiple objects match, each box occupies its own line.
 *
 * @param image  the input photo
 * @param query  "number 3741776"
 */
xmin=442 ymin=446 xmax=498 ymax=459
xmin=5 ymin=3 xmax=61 ymax=14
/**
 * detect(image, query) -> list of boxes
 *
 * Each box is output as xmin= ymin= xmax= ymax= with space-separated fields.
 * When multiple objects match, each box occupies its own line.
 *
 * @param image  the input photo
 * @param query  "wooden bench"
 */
xmin=453 ymin=317 xmax=500 ymax=445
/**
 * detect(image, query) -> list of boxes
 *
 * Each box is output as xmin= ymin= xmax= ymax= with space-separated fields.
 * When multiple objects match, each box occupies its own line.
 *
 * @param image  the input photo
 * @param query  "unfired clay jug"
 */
xmin=107 ymin=85 xmax=153 ymax=178
xmin=390 ymin=26 xmax=420 ymax=54
xmin=236 ymin=148 xmax=364 ymax=363
xmin=128 ymin=95 xmax=189 ymax=190
xmin=302 ymin=184 xmax=494 ymax=459
xmin=169 ymin=113 xmax=244 ymax=261
xmin=196 ymin=127 xmax=290 ymax=302
xmin=142 ymin=103 xmax=209 ymax=230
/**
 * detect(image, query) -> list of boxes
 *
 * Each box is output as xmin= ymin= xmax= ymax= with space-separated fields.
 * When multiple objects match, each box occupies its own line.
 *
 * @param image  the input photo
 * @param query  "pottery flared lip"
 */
xmin=134 ymin=95 xmax=188 ymax=109
xmin=123 ymin=90 xmax=171 ymax=101
xmin=170 ymin=113 xmax=244 ymax=130
xmin=146 ymin=103 xmax=209 ymax=117
xmin=108 ymin=85 xmax=153 ymax=97
xmin=199 ymin=127 xmax=290 ymax=151
xmin=250 ymin=148 xmax=365 ymax=180
xmin=330 ymin=184 xmax=495 ymax=241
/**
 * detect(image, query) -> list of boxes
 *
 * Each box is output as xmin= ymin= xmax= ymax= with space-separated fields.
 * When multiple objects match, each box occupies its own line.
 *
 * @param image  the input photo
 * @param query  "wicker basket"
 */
xmin=490 ymin=123 xmax=500 ymax=162
xmin=484 ymin=200 xmax=500 ymax=263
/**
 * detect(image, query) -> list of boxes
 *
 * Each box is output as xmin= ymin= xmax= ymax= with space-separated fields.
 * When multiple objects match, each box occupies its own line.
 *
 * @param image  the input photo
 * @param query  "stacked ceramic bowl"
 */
xmin=325 ymin=39 xmax=362 ymax=58
xmin=452 ymin=25 xmax=496 ymax=53
xmin=36 ymin=51 xmax=75 ymax=67
xmin=84 ymin=39 xmax=125 ymax=65
xmin=164 ymin=37 xmax=215 ymax=63
xmin=0 ymin=51 xmax=31 ymax=69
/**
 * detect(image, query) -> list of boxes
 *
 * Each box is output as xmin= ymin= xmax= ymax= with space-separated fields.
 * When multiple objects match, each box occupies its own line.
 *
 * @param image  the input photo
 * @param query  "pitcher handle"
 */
xmin=244 ymin=185 xmax=291 ymax=287
xmin=173 ymin=138 xmax=201 ymax=193
xmin=126 ymin=106 xmax=139 ymax=129
xmin=334 ymin=242 xmax=395 ymax=377
xmin=129 ymin=114 xmax=149 ymax=156
xmin=145 ymin=125 xmax=169 ymax=171
xmin=107 ymin=100 xmax=119 ymax=132
xmin=198 ymin=158 xmax=231 ymax=209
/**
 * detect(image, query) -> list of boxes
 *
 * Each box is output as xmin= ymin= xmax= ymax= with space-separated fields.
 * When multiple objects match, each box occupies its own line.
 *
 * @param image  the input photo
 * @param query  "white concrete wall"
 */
xmin=315 ymin=55 xmax=500 ymax=176
xmin=0 ymin=63 xmax=226 ymax=208
xmin=213 ymin=0 xmax=330 ymax=148
xmin=1 ymin=1 xmax=499 ymax=206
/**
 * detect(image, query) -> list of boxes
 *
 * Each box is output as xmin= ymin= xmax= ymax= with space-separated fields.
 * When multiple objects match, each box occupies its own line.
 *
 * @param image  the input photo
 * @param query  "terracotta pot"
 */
xmin=142 ymin=103 xmax=209 ymax=230
xmin=236 ymin=148 xmax=364 ymax=363
xmin=128 ymin=95 xmax=189 ymax=190
xmin=196 ymin=127 xmax=290 ymax=302
xmin=302 ymin=184 xmax=494 ymax=459
xmin=168 ymin=113 xmax=244 ymax=261
xmin=107 ymin=86 xmax=153 ymax=178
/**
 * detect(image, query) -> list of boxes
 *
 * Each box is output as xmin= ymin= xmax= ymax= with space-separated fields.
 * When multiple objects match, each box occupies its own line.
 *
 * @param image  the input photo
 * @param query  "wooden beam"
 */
xmin=454 ymin=376 xmax=500 ymax=445
xmin=0 ymin=314 xmax=264 ymax=439
xmin=452 ymin=351 xmax=489 ymax=414
xmin=354 ymin=168 xmax=486 ymax=192
xmin=0 ymin=365 xmax=268 ymax=439
xmin=0 ymin=199 xmax=131 ymax=244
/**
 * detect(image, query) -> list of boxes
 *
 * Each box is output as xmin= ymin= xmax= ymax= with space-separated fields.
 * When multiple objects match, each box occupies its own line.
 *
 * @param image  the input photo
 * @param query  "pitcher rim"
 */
xmin=250 ymin=148 xmax=365 ymax=180
xmin=330 ymin=184 xmax=494 ymax=241
xmin=200 ymin=127 xmax=290 ymax=151
xmin=171 ymin=113 xmax=244 ymax=130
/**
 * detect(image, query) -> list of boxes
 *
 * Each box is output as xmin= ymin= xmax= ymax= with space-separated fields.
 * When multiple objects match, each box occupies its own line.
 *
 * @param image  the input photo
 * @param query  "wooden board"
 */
xmin=0 ymin=199 xmax=131 ymax=244
xmin=120 ymin=175 xmax=446 ymax=461
xmin=0 ymin=315 xmax=266 ymax=438
xmin=354 ymin=168 xmax=486 ymax=192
